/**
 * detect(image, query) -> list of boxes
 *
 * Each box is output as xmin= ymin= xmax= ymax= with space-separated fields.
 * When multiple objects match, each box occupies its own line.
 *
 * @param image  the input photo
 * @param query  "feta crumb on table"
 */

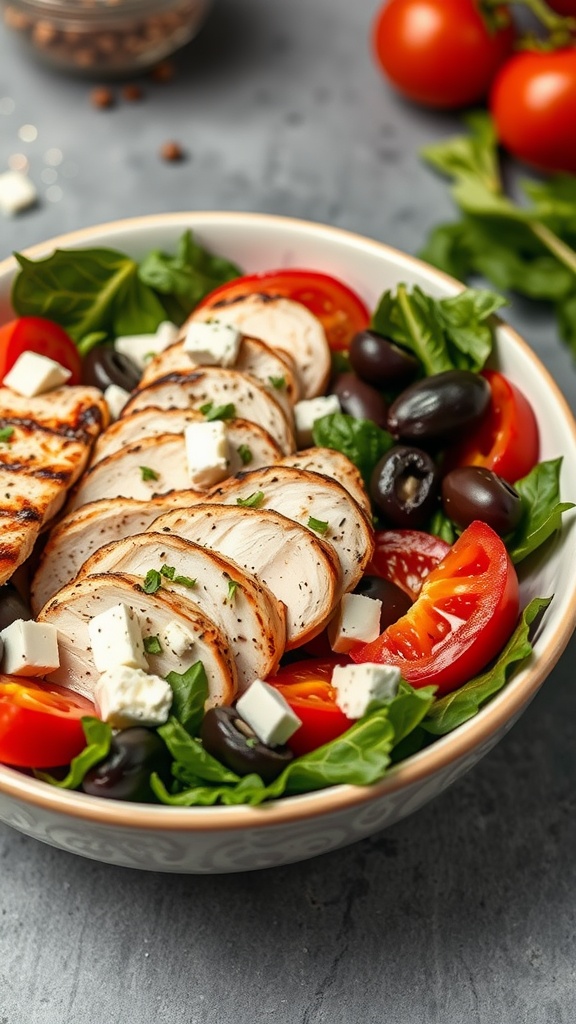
xmin=0 ymin=170 xmax=38 ymax=216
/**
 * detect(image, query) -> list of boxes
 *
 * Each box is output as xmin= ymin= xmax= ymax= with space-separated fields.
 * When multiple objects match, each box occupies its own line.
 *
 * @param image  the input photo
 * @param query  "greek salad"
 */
xmin=0 ymin=229 xmax=571 ymax=807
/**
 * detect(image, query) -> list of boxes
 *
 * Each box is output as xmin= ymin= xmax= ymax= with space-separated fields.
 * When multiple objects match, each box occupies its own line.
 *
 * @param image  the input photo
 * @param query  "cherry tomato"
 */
xmin=197 ymin=269 xmax=370 ymax=351
xmin=546 ymin=1 xmax=576 ymax=14
xmin=490 ymin=49 xmax=576 ymax=174
xmin=372 ymin=0 xmax=515 ymax=109
xmin=0 ymin=317 xmax=82 ymax=385
xmin=368 ymin=529 xmax=451 ymax=601
xmin=268 ymin=658 xmax=353 ymax=756
xmin=0 ymin=677 xmax=95 ymax=767
xmin=447 ymin=369 xmax=539 ymax=484
xmin=353 ymin=520 xmax=520 ymax=695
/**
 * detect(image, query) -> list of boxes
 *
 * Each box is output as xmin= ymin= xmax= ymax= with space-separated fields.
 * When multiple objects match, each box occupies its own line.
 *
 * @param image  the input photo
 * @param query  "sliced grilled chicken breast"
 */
xmin=31 ymin=493 xmax=198 ymax=613
xmin=40 ymin=572 xmax=238 ymax=706
xmin=279 ymin=448 xmax=371 ymax=516
xmin=0 ymin=386 xmax=108 ymax=585
xmin=90 ymin=410 xmax=283 ymax=470
xmin=190 ymin=295 xmax=331 ymax=399
xmin=202 ymin=466 xmax=374 ymax=595
xmin=121 ymin=368 xmax=295 ymax=454
xmin=79 ymin=533 xmax=286 ymax=690
xmin=152 ymin=504 xmax=342 ymax=649
xmin=140 ymin=335 xmax=300 ymax=410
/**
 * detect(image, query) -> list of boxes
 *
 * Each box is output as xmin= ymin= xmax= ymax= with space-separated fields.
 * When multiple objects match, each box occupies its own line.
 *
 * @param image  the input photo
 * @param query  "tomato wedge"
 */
xmin=0 ymin=317 xmax=82 ymax=385
xmin=197 ymin=269 xmax=370 ymax=351
xmin=268 ymin=658 xmax=353 ymax=756
xmin=368 ymin=530 xmax=451 ymax=601
xmin=353 ymin=521 xmax=519 ymax=695
xmin=0 ymin=678 xmax=94 ymax=767
xmin=447 ymin=369 xmax=539 ymax=484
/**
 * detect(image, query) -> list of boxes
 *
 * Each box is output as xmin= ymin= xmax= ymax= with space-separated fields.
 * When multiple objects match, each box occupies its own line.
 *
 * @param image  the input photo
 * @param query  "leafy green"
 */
xmin=307 ymin=516 xmax=329 ymax=535
xmin=150 ymin=772 xmax=266 ymax=807
xmin=312 ymin=413 xmax=393 ymax=488
xmin=236 ymin=490 xmax=265 ymax=508
xmin=422 ymin=597 xmax=552 ymax=736
xmin=144 ymin=635 xmax=163 ymax=655
xmin=164 ymin=662 xmax=208 ymax=736
xmin=143 ymin=569 xmax=163 ymax=594
xmin=200 ymin=402 xmax=236 ymax=422
xmin=158 ymin=717 xmax=240 ymax=783
xmin=0 ymin=427 xmax=14 ymax=445
xmin=35 ymin=718 xmax=113 ymax=789
xmin=427 ymin=508 xmax=458 ymax=546
xmin=140 ymin=466 xmax=159 ymax=482
xmin=237 ymin=444 xmax=253 ymax=465
xmin=508 ymin=458 xmax=575 ymax=563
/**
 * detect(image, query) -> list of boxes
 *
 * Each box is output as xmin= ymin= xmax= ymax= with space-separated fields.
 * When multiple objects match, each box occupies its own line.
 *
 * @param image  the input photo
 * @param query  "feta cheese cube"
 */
xmin=88 ymin=602 xmax=147 ymax=673
xmin=328 ymin=593 xmax=382 ymax=653
xmin=103 ymin=383 xmax=131 ymax=420
xmin=3 ymin=351 xmax=71 ymax=397
xmin=294 ymin=395 xmax=341 ymax=448
xmin=161 ymin=620 xmax=196 ymax=658
xmin=114 ymin=320 xmax=179 ymax=372
xmin=155 ymin=321 xmax=179 ymax=349
xmin=184 ymin=420 xmax=229 ymax=488
xmin=183 ymin=321 xmax=242 ymax=368
xmin=0 ymin=619 xmax=60 ymax=677
xmin=95 ymin=665 xmax=173 ymax=729
xmin=331 ymin=663 xmax=401 ymax=719
xmin=0 ymin=170 xmax=38 ymax=216
xmin=236 ymin=679 xmax=302 ymax=747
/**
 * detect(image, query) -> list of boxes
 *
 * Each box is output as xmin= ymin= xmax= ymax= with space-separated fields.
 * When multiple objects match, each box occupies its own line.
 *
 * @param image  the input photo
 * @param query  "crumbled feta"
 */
xmin=155 ymin=321 xmax=179 ymax=348
xmin=0 ymin=619 xmax=60 ymax=676
xmin=183 ymin=320 xmax=241 ymax=368
xmin=114 ymin=320 xmax=178 ymax=372
xmin=3 ymin=351 xmax=71 ymax=397
xmin=87 ymin=602 xmax=147 ymax=673
xmin=236 ymin=679 xmax=302 ymax=747
xmin=331 ymin=663 xmax=401 ymax=719
xmin=184 ymin=420 xmax=229 ymax=488
xmin=0 ymin=170 xmax=38 ymax=216
xmin=294 ymin=394 xmax=341 ymax=447
xmin=161 ymin=619 xmax=196 ymax=658
xmin=328 ymin=593 xmax=382 ymax=653
xmin=103 ymin=383 xmax=131 ymax=420
xmin=94 ymin=665 xmax=173 ymax=729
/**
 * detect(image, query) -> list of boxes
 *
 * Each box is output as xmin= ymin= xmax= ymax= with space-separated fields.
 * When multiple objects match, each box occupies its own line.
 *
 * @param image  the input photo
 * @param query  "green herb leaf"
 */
xmin=307 ymin=516 xmax=329 ymax=536
xmin=269 ymin=375 xmax=286 ymax=390
xmin=508 ymin=458 xmax=575 ymax=563
xmin=143 ymin=569 xmax=163 ymax=594
xmin=160 ymin=564 xmax=175 ymax=580
xmin=226 ymin=579 xmax=240 ymax=601
xmin=173 ymin=574 xmax=196 ymax=589
xmin=35 ymin=717 xmax=113 ymax=789
xmin=312 ymin=413 xmax=393 ymax=488
xmin=158 ymin=716 xmax=239 ymax=782
xmin=164 ymin=662 xmax=208 ymax=736
xmin=236 ymin=490 xmax=265 ymax=509
xmin=140 ymin=465 xmax=159 ymax=482
xmin=0 ymin=427 xmax=14 ymax=445
xmin=237 ymin=444 xmax=253 ymax=466
xmin=200 ymin=401 xmax=236 ymax=421
xmin=143 ymin=635 xmax=163 ymax=655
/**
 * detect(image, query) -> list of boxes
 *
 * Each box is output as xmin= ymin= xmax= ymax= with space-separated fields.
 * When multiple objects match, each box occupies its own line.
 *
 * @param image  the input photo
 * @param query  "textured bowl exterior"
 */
xmin=0 ymin=212 xmax=575 ymax=873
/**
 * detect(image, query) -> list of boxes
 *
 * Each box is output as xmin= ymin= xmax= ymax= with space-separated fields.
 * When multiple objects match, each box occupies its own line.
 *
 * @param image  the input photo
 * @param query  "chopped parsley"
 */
xmin=226 ymin=579 xmax=240 ymax=602
xmin=0 ymin=427 xmax=14 ymax=445
xmin=308 ymin=516 xmax=329 ymax=536
xmin=160 ymin=564 xmax=176 ymax=580
xmin=237 ymin=444 xmax=253 ymax=466
xmin=236 ymin=490 xmax=265 ymax=509
xmin=143 ymin=569 xmax=163 ymax=594
xmin=199 ymin=401 xmax=236 ymax=421
xmin=161 ymin=564 xmax=196 ymax=588
xmin=140 ymin=465 xmax=159 ymax=482
xmin=144 ymin=635 xmax=163 ymax=655
xmin=269 ymin=375 xmax=286 ymax=390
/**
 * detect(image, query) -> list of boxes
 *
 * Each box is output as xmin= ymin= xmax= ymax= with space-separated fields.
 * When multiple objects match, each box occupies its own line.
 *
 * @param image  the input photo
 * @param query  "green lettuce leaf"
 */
xmin=165 ymin=660 xmax=208 ymax=736
xmin=35 ymin=717 xmax=113 ymax=789
xmin=509 ymin=458 xmax=575 ymax=564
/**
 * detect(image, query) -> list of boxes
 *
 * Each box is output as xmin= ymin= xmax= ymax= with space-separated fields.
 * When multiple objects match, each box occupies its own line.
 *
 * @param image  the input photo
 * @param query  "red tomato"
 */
xmin=0 ymin=317 xmax=81 ymax=385
xmin=353 ymin=521 xmax=519 ymax=695
xmin=546 ymin=1 xmax=576 ymax=14
xmin=268 ymin=658 xmax=353 ymax=756
xmin=368 ymin=530 xmax=451 ymax=601
xmin=0 ymin=677 xmax=94 ymax=767
xmin=447 ymin=369 xmax=539 ymax=484
xmin=372 ymin=0 xmax=515 ymax=109
xmin=197 ymin=269 xmax=370 ymax=351
xmin=490 ymin=49 xmax=576 ymax=174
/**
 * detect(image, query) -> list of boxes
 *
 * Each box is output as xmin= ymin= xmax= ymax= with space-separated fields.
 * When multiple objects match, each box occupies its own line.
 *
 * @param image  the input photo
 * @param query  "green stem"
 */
xmin=481 ymin=0 xmax=576 ymax=42
xmin=528 ymin=221 xmax=576 ymax=277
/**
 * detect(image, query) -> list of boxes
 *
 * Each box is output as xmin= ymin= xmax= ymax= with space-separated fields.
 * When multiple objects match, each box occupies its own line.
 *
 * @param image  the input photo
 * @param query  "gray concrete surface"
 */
xmin=1 ymin=1 xmax=576 ymax=1021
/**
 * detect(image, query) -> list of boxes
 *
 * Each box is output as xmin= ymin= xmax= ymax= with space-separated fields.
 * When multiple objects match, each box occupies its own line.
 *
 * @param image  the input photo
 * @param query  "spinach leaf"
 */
xmin=509 ymin=458 xmax=575 ymax=564
xmin=138 ymin=230 xmax=242 ymax=322
xmin=165 ymin=661 xmax=208 ymax=736
xmin=312 ymin=412 xmax=393 ymax=487
xmin=422 ymin=597 xmax=552 ymax=736
xmin=35 ymin=717 xmax=113 ymax=789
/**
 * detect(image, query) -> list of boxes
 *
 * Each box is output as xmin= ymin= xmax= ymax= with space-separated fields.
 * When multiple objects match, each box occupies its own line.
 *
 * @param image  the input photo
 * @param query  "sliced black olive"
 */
xmin=349 ymin=330 xmax=419 ymax=388
xmin=370 ymin=445 xmax=439 ymax=528
xmin=353 ymin=575 xmax=412 ymax=629
xmin=0 ymin=583 xmax=33 ymax=631
xmin=441 ymin=466 xmax=523 ymax=536
xmin=330 ymin=371 xmax=388 ymax=428
xmin=81 ymin=727 xmax=171 ymax=802
xmin=200 ymin=706 xmax=294 ymax=784
xmin=387 ymin=370 xmax=491 ymax=444
xmin=82 ymin=346 xmax=141 ymax=393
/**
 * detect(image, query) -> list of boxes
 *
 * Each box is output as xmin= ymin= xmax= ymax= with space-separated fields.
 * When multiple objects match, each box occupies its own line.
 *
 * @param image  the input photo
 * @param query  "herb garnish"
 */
xmin=307 ymin=516 xmax=329 ymax=535
xmin=199 ymin=401 xmax=236 ymax=421
xmin=236 ymin=490 xmax=265 ymax=509
xmin=0 ymin=427 xmax=14 ymax=445
xmin=140 ymin=466 xmax=159 ymax=482
xmin=144 ymin=635 xmax=163 ymax=655
xmin=237 ymin=444 xmax=253 ymax=466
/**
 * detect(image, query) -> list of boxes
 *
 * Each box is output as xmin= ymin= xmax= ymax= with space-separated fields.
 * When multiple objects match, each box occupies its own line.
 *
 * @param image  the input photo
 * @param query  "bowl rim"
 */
xmin=0 ymin=210 xmax=575 ymax=833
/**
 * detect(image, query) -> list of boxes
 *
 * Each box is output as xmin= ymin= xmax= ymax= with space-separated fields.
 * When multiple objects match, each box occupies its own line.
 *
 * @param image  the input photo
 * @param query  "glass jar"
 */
xmin=1 ymin=0 xmax=213 ymax=77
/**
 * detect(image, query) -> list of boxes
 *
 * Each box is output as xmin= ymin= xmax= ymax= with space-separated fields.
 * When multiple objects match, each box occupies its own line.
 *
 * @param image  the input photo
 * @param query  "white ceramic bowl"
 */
xmin=0 ymin=212 xmax=575 ymax=874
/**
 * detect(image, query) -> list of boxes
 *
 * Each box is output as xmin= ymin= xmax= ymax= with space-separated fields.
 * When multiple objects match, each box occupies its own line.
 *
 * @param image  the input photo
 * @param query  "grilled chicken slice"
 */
xmin=189 ymin=295 xmax=331 ymax=399
xmin=279 ymin=449 xmax=371 ymax=516
xmin=152 ymin=504 xmax=343 ymax=649
xmin=31 ymin=494 xmax=198 ymax=613
xmin=39 ymin=572 xmax=238 ymax=706
xmin=121 ymin=368 xmax=295 ymax=454
xmin=90 ymin=410 xmax=283 ymax=470
xmin=79 ymin=533 xmax=286 ymax=690
xmin=203 ymin=466 xmax=374 ymax=595
xmin=0 ymin=386 xmax=108 ymax=585
xmin=140 ymin=335 xmax=300 ymax=410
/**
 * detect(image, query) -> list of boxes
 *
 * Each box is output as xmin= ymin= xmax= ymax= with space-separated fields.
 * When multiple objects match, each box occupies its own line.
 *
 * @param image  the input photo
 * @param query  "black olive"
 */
xmin=370 ymin=445 xmax=439 ymax=528
xmin=0 ymin=583 xmax=32 ymax=631
xmin=201 ymin=706 xmax=294 ymax=784
xmin=353 ymin=574 xmax=412 ymax=629
xmin=81 ymin=727 xmax=171 ymax=802
xmin=349 ymin=330 xmax=419 ymax=388
xmin=387 ymin=370 xmax=491 ymax=444
xmin=441 ymin=466 xmax=523 ymax=536
xmin=330 ymin=372 xmax=388 ymax=428
xmin=82 ymin=346 xmax=141 ymax=393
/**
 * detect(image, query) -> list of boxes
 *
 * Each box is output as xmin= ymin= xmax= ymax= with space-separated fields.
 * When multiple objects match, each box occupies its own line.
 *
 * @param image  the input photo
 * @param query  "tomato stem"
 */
xmin=481 ymin=0 xmax=576 ymax=46
xmin=528 ymin=221 xmax=576 ymax=277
